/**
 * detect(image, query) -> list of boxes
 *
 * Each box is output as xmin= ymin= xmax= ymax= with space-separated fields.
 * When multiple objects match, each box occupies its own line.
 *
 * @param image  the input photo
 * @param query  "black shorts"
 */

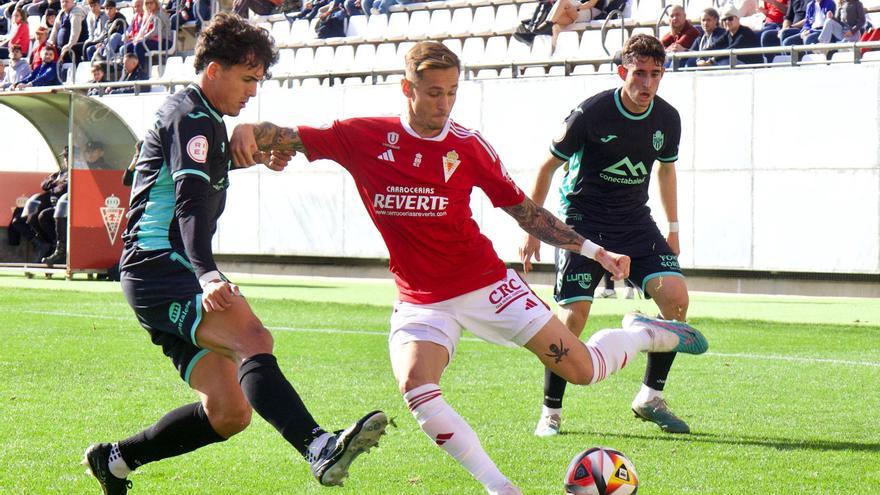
xmin=120 ymin=249 xmax=209 ymax=384
xmin=554 ymin=225 xmax=684 ymax=306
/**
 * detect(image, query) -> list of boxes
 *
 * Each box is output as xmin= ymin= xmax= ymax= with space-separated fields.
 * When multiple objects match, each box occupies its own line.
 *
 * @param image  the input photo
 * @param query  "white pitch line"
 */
xmin=15 ymin=310 xmax=880 ymax=368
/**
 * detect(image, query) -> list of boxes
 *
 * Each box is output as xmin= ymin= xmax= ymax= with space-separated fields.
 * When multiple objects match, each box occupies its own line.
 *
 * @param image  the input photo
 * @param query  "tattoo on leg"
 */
xmin=545 ymin=339 xmax=570 ymax=363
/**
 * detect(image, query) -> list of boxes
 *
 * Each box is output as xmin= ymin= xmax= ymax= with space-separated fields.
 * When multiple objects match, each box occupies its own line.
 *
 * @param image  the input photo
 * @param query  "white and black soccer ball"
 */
xmin=564 ymin=447 xmax=638 ymax=495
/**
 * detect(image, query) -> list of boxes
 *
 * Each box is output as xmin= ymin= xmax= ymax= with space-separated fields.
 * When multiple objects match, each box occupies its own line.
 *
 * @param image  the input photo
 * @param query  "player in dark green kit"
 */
xmin=82 ymin=14 xmax=387 ymax=494
xmin=520 ymin=34 xmax=700 ymax=436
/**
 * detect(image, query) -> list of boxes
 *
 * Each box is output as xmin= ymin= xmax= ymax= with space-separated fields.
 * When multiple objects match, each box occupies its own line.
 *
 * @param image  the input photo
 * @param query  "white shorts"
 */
xmin=388 ymin=269 xmax=554 ymax=360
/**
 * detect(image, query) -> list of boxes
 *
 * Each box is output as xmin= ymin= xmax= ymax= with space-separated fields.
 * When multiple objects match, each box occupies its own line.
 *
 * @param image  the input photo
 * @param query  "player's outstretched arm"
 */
xmin=502 ymin=197 xmax=630 ymax=280
xmin=230 ymin=122 xmax=307 ymax=170
xmin=519 ymin=154 xmax=566 ymax=273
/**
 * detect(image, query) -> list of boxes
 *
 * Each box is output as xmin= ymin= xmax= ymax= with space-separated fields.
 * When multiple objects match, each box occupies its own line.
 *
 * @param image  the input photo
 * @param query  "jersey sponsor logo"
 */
xmin=565 ymin=273 xmax=592 ymax=290
xmin=378 ymin=149 xmax=396 ymax=162
xmin=490 ymin=277 xmax=530 ymax=313
xmin=600 ymin=157 xmax=648 ymax=184
xmin=186 ymin=135 xmax=209 ymax=163
xmin=442 ymin=150 xmax=460 ymax=182
xmin=659 ymin=254 xmax=680 ymax=270
xmin=652 ymin=130 xmax=665 ymax=151
xmin=100 ymin=194 xmax=125 ymax=245
xmin=372 ymin=185 xmax=449 ymax=217
xmin=600 ymin=134 xmax=618 ymax=143
xmin=412 ymin=152 xmax=422 ymax=167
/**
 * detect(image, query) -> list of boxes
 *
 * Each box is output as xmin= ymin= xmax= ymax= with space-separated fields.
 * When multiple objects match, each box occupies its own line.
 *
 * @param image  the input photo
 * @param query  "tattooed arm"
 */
xmin=502 ymin=197 xmax=631 ymax=280
xmin=229 ymin=122 xmax=307 ymax=170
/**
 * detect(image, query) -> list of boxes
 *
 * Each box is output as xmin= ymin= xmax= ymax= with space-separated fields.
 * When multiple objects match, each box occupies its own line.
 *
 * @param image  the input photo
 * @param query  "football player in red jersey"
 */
xmin=230 ymin=41 xmax=707 ymax=495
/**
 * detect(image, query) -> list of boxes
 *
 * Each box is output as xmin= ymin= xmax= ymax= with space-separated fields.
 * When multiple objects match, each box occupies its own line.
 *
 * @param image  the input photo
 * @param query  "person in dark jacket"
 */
xmin=106 ymin=52 xmax=148 ymax=94
xmin=705 ymin=5 xmax=763 ymax=66
xmin=690 ymin=7 xmax=727 ymax=67
xmin=14 ymin=44 xmax=60 ymax=88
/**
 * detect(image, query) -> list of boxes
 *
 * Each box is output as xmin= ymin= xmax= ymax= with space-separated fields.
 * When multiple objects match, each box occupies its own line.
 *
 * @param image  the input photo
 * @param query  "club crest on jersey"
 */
xmin=652 ymin=130 xmax=664 ymax=151
xmin=187 ymin=135 xmax=208 ymax=163
xmin=413 ymin=153 xmax=422 ymax=167
xmin=442 ymin=150 xmax=460 ymax=182
xmin=383 ymin=132 xmax=400 ymax=150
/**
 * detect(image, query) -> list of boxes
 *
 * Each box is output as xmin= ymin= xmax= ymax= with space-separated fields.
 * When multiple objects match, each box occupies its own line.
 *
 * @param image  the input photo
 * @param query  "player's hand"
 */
xmin=230 ymin=123 xmax=260 ymax=168
xmin=666 ymin=231 xmax=680 ymax=256
xmin=266 ymin=150 xmax=294 ymax=172
xmin=202 ymin=280 xmax=241 ymax=312
xmin=518 ymin=235 xmax=541 ymax=273
xmin=595 ymin=248 xmax=630 ymax=280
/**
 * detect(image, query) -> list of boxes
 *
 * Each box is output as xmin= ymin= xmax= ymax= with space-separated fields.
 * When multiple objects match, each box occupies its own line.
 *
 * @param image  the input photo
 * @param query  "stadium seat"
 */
xmin=271 ymin=20 xmax=291 ymax=46
xmin=800 ymin=53 xmax=827 ymax=64
xmin=334 ymin=44 xmax=356 ymax=72
xmin=364 ymin=14 xmax=390 ymax=42
xmin=471 ymin=6 xmax=496 ymax=36
xmin=408 ymin=11 xmax=431 ymax=39
xmin=159 ymin=56 xmax=187 ymax=82
xmin=531 ymin=34 xmax=552 ymax=60
xmin=552 ymin=31 xmax=579 ymax=60
xmin=604 ymin=28 xmax=627 ymax=55
xmin=630 ymin=26 xmax=656 ymax=37
xmin=374 ymin=43 xmax=401 ymax=70
xmin=289 ymin=19 xmax=313 ymax=45
xmin=634 ymin=0 xmax=663 ymax=23
xmin=311 ymin=46 xmax=336 ymax=73
xmin=428 ymin=9 xmax=452 ymax=39
xmin=484 ymin=35 xmax=509 ymax=61
xmin=493 ymin=4 xmax=520 ymax=34
xmin=518 ymin=2 xmax=538 ymax=23
xmin=73 ymin=62 xmax=92 ymax=85
xmin=346 ymin=14 xmax=368 ymax=41
xmin=830 ymin=50 xmax=855 ymax=63
xmin=448 ymin=8 xmax=474 ymax=37
xmin=685 ymin=0 xmax=714 ymax=21
xmin=396 ymin=41 xmax=417 ymax=60
xmin=580 ymin=29 xmax=606 ymax=59
xmin=862 ymin=50 xmax=880 ymax=61
xmin=508 ymin=36 xmax=533 ymax=61
xmin=772 ymin=54 xmax=792 ymax=64
xmin=351 ymin=44 xmax=378 ymax=72
xmin=386 ymin=12 xmax=410 ymax=41
xmin=442 ymin=38 xmax=463 ymax=56
xmin=276 ymin=48 xmax=296 ymax=73
xmin=293 ymin=47 xmax=315 ymax=74
xmin=461 ymin=37 xmax=485 ymax=65
xmin=468 ymin=0 xmax=492 ymax=8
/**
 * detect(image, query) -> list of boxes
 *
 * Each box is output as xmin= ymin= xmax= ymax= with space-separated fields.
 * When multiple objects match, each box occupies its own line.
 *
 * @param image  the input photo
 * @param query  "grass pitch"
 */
xmin=0 ymin=272 xmax=878 ymax=494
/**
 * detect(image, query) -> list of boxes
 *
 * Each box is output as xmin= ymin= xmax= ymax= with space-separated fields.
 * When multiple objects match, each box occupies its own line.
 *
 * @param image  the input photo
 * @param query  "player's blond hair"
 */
xmin=404 ymin=41 xmax=461 ymax=82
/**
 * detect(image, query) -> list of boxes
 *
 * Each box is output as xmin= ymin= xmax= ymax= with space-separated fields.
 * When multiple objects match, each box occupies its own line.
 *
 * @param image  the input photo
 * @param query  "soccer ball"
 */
xmin=564 ymin=447 xmax=638 ymax=495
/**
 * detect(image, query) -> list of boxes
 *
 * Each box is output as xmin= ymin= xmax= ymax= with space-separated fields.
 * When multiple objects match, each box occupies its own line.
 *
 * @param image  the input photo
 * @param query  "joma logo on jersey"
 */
xmin=565 ymin=273 xmax=592 ymax=290
xmin=168 ymin=302 xmax=182 ymax=323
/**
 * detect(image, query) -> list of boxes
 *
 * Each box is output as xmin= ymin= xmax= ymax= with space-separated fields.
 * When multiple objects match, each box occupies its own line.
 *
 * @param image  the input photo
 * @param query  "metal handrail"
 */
xmin=600 ymin=8 xmax=627 ymax=55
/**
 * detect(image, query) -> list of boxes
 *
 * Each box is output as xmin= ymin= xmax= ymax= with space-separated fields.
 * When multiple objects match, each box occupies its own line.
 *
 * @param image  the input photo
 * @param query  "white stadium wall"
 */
xmin=93 ymin=65 xmax=880 ymax=274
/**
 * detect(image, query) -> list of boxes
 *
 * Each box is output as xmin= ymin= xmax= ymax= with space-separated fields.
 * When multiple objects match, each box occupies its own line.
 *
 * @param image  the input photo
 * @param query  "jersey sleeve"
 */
xmin=168 ymin=112 xmax=216 ymax=183
xmin=296 ymin=120 xmax=354 ymax=170
xmin=472 ymin=133 xmax=525 ymax=208
xmin=657 ymin=108 xmax=682 ymax=163
xmin=550 ymin=103 xmax=590 ymax=161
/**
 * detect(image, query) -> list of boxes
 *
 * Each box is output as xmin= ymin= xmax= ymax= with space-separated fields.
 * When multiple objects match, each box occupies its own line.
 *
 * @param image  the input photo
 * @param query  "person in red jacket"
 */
xmin=661 ymin=4 xmax=700 ymax=54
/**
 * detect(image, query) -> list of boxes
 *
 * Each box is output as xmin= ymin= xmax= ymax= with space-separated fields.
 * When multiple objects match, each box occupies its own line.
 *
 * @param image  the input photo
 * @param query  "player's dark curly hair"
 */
xmin=620 ymin=33 xmax=666 ymax=67
xmin=194 ymin=13 xmax=278 ymax=75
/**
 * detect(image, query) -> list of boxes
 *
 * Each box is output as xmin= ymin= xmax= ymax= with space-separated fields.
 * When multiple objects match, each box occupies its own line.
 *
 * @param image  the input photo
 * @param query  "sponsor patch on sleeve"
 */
xmin=186 ymin=135 xmax=209 ymax=163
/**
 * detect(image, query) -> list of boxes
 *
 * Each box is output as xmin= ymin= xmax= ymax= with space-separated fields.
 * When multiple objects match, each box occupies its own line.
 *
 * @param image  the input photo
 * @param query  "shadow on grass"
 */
xmin=235 ymin=283 xmax=339 ymax=290
xmin=563 ymin=430 xmax=880 ymax=453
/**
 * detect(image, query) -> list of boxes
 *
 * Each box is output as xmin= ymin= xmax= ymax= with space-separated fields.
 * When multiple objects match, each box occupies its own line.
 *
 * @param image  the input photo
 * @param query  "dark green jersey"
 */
xmin=550 ymin=88 xmax=681 ymax=232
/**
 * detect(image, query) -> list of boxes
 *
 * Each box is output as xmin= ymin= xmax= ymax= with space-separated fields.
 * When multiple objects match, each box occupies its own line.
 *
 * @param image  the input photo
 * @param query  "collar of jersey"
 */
xmin=399 ymin=114 xmax=451 ymax=141
xmin=613 ymin=88 xmax=653 ymax=121
xmin=188 ymin=84 xmax=223 ymax=123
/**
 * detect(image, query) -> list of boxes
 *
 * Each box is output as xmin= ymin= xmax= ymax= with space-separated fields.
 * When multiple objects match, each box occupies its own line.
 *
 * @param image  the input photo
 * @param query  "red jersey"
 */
xmin=298 ymin=116 xmax=525 ymax=304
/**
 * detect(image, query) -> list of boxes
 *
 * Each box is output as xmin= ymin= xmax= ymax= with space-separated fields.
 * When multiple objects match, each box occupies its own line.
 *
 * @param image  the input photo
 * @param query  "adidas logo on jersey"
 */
xmin=525 ymin=298 xmax=537 ymax=310
xmin=377 ymin=149 xmax=395 ymax=162
xmin=435 ymin=432 xmax=454 ymax=445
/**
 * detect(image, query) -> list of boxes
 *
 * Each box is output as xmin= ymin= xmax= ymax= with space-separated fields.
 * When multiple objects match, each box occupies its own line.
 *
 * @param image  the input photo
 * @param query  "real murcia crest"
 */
xmin=100 ymin=194 xmax=125 ymax=245
xmin=442 ymin=150 xmax=460 ymax=182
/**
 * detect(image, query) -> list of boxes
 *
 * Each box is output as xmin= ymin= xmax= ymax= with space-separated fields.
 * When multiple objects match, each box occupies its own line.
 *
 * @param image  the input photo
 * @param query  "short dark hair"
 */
xmin=193 ymin=13 xmax=277 ymax=76
xmin=703 ymin=7 xmax=719 ymax=20
xmin=620 ymin=33 xmax=666 ymax=67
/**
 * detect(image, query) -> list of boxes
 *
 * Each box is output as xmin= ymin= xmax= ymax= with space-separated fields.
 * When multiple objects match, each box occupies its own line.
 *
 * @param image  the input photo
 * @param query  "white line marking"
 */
xmin=16 ymin=310 xmax=880 ymax=368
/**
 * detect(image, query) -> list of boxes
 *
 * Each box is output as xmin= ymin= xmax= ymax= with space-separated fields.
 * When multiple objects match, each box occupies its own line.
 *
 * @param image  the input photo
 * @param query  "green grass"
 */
xmin=0 ymin=273 xmax=878 ymax=494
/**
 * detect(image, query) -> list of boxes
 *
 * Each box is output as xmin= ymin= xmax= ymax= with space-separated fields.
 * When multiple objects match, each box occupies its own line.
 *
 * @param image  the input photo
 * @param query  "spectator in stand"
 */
xmin=86 ymin=0 xmax=127 ymax=61
xmin=106 ymin=51 xmax=147 ymax=93
xmin=0 ymin=8 xmax=29 ymax=59
xmin=170 ymin=0 xmax=211 ymax=29
xmin=289 ymin=0 xmax=330 ymax=20
xmin=762 ymin=0 xmax=808 ymax=48
xmin=815 ymin=0 xmax=862 ymax=43
xmin=689 ymin=8 xmax=726 ymax=66
xmin=661 ymin=4 xmax=700 ymax=66
xmin=342 ymin=0 xmax=362 ymax=17
xmin=24 ymin=0 xmax=56 ymax=18
xmin=15 ymin=44 xmax=59 ymax=87
xmin=315 ymin=0 xmax=346 ymax=38
xmin=702 ymin=5 xmax=763 ymax=65
xmin=369 ymin=0 xmax=413 ymax=15
xmin=123 ymin=0 xmax=170 ymax=67
xmin=29 ymin=25 xmax=49 ymax=69
xmin=81 ymin=0 xmax=107 ymax=61
xmin=662 ymin=5 xmax=700 ymax=54
xmin=782 ymin=0 xmax=835 ymax=45
xmin=48 ymin=0 xmax=89 ymax=64
xmin=106 ymin=0 xmax=143 ymax=63
xmin=541 ymin=0 xmax=615 ymax=52
xmin=760 ymin=0 xmax=789 ymax=34
xmin=86 ymin=60 xmax=105 ymax=95
xmin=232 ymin=0 xmax=281 ymax=18
xmin=0 ymin=43 xmax=29 ymax=87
